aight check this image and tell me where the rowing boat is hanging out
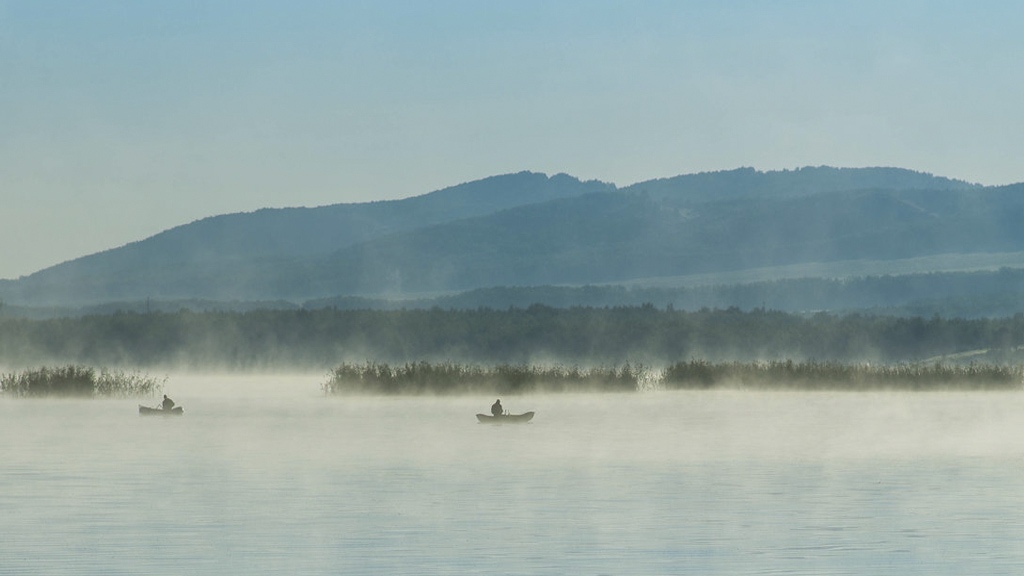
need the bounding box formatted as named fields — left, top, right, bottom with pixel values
left=139, top=405, right=184, bottom=416
left=476, top=411, right=534, bottom=423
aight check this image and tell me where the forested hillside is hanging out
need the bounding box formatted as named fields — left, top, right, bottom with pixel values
left=296, top=185, right=1024, bottom=295
left=0, top=166, right=1017, bottom=309
left=621, top=165, right=977, bottom=203
left=0, top=172, right=612, bottom=305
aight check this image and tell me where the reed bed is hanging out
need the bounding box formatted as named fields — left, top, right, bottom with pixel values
left=324, top=360, right=1024, bottom=394
left=0, top=365, right=165, bottom=398
left=323, top=361, right=645, bottom=395
left=662, top=359, right=1024, bottom=391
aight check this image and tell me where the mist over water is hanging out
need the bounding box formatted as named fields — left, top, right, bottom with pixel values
left=3, top=375, right=1024, bottom=574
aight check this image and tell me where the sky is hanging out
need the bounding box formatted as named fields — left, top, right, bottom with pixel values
left=2, top=1, right=1023, bottom=279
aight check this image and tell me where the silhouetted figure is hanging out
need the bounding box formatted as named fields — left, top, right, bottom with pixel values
left=491, top=399, right=503, bottom=417
left=162, top=394, right=175, bottom=411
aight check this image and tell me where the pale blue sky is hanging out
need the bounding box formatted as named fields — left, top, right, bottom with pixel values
left=2, top=1, right=1022, bottom=279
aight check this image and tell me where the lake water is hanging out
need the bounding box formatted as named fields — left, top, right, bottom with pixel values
left=3, top=374, right=1024, bottom=575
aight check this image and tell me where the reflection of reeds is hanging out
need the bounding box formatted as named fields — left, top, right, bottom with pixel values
left=323, top=361, right=645, bottom=394
left=662, top=359, right=1024, bottom=390
left=0, top=365, right=165, bottom=397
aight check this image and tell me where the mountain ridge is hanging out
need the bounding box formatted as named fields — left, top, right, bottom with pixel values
left=1, top=166, right=1014, bottom=308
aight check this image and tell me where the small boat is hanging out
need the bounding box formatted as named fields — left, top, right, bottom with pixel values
left=476, top=411, right=534, bottom=423
left=139, top=405, right=184, bottom=416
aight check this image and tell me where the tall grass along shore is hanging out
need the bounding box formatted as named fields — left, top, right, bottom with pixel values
left=0, top=365, right=165, bottom=398
left=323, top=361, right=646, bottom=395
left=323, top=360, right=1024, bottom=394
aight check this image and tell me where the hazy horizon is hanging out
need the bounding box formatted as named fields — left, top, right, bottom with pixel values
left=4, top=2, right=1023, bottom=279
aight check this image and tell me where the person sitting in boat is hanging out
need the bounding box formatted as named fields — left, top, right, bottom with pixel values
left=161, top=394, right=175, bottom=411
left=491, top=399, right=503, bottom=417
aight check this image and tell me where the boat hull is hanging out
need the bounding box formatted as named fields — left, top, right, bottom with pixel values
left=476, top=411, right=534, bottom=423
left=139, top=405, right=184, bottom=416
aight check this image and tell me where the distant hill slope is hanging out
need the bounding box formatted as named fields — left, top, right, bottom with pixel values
left=622, top=165, right=977, bottom=204
left=295, top=183, right=1023, bottom=295
left=132, top=171, right=609, bottom=263
left=0, top=172, right=612, bottom=305
left=0, top=166, right=1013, bottom=307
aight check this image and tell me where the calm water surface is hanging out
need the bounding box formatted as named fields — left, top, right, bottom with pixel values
left=3, top=374, right=1024, bottom=575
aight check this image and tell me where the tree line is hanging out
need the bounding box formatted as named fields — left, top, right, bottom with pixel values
left=7, top=268, right=1024, bottom=321
left=1, top=305, right=1024, bottom=371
